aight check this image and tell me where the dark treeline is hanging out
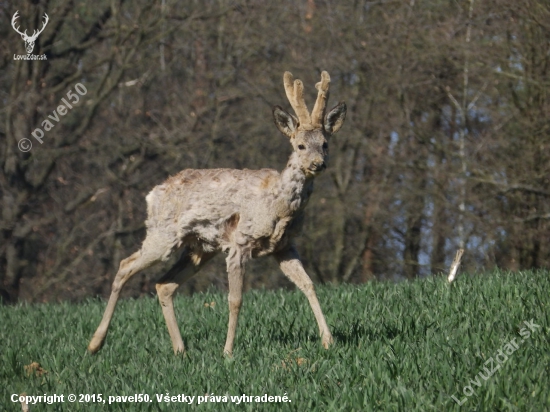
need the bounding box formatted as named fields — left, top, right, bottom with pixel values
left=1, top=0, right=549, bottom=302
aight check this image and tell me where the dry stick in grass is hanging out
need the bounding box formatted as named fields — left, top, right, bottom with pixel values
left=448, top=248, right=465, bottom=283
left=20, top=393, right=29, bottom=412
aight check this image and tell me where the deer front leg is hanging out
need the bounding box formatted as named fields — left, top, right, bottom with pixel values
left=223, top=248, right=245, bottom=356
left=88, top=248, right=160, bottom=353
left=274, top=246, right=333, bottom=349
left=156, top=249, right=215, bottom=354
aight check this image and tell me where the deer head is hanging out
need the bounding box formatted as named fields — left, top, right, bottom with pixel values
left=273, top=71, right=346, bottom=177
left=12, top=11, right=49, bottom=54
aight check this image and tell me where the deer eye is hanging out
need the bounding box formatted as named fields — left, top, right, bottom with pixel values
left=322, top=143, right=328, bottom=150
left=298, top=144, right=306, bottom=150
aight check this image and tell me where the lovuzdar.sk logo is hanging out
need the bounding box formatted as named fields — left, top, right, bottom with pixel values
left=12, top=10, right=48, bottom=60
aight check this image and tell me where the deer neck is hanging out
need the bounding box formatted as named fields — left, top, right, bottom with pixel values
left=276, top=152, right=314, bottom=216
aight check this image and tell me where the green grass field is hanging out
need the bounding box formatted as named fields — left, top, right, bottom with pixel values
left=1, top=270, right=549, bottom=411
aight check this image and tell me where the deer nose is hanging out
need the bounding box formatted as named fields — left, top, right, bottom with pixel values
left=310, top=161, right=326, bottom=171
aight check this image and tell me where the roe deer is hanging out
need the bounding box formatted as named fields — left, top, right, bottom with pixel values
left=88, top=71, right=346, bottom=356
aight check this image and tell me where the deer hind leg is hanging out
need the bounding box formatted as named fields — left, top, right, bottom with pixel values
left=223, top=247, right=246, bottom=356
left=274, top=246, right=334, bottom=349
left=156, top=248, right=215, bottom=354
left=88, top=232, right=175, bottom=354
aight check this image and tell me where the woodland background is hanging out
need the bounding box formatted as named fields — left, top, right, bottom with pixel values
left=1, top=0, right=549, bottom=303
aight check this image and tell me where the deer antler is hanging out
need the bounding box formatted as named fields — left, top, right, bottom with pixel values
left=311, top=71, right=330, bottom=128
left=283, top=72, right=312, bottom=129
left=283, top=71, right=331, bottom=130
left=29, top=13, right=49, bottom=41
left=11, top=11, right=49, bottom=41
left=11, top=11, right=27, bottom=38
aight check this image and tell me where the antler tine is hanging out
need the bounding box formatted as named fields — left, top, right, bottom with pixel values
left=283, top=71, right=311, bottom=128
left=283, top=71, right=296, bottom=105
left=311, top=71, right=330, bottom=128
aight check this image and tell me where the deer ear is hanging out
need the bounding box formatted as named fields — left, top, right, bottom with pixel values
left=324, top=102, right=347, bottom=135
left=273, top=106, right=298, bottom=138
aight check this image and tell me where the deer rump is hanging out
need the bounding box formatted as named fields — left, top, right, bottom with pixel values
left=145, top=167, right=299, bottom=259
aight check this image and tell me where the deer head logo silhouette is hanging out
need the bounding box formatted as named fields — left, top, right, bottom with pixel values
left=12, top=11, right=49, bottom=54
